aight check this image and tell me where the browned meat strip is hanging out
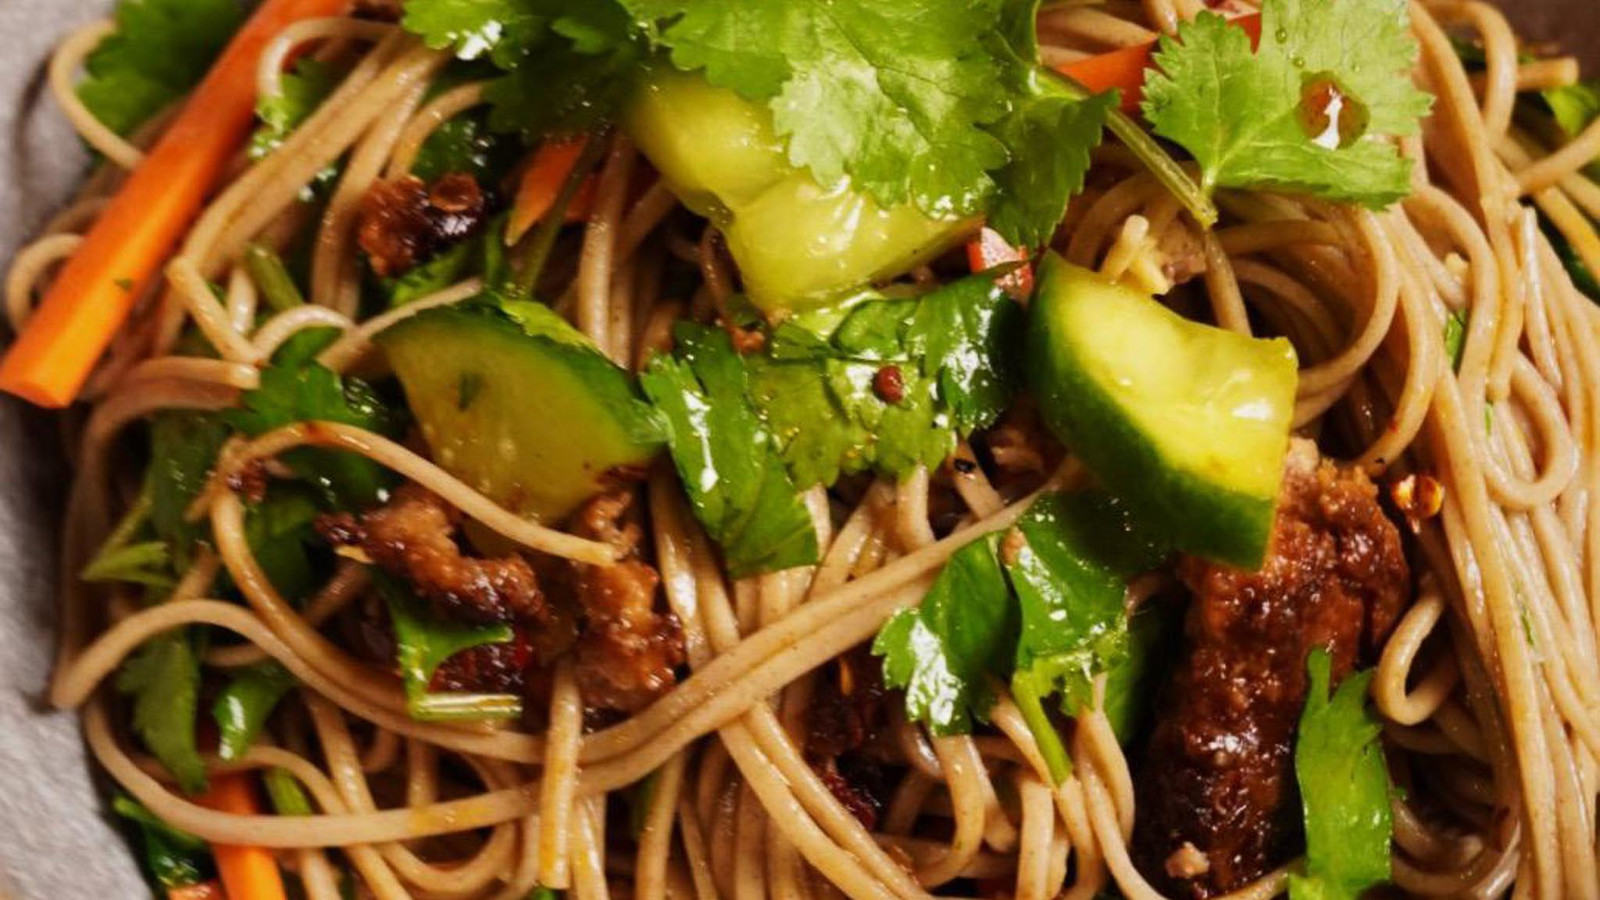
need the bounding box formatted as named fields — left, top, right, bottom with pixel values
left=806, top=646, right=893, bottom=829
left=806, top=645, right=891, bottom=759
left=567, top=492, right=686, bottom=714
left=318, top=484, right=545, bottom=626
left=1131, top=440, right=1409, bottom=898
left=357, top=173, right=489, bottom=278
left=433, top=635, right=532, bottom=695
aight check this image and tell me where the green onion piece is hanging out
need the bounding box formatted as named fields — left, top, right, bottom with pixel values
left=245, top=243, right=307, bottom=312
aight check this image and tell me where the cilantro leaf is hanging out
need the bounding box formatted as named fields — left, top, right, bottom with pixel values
left=403, top=0, right=551, bottom=70
left=406, top=0, right=645, bottom=140
left=148, top=413, right=231, bottom=558
left=76, top=0, right=244, bottom=137
left=82, top=540, right=174, bottom=590
left=749, top=276, right=1022, bottom=486
left=113, top=795, right=214, bottom=890
left=1289, top=650, right=1394, bottom=900
left=622, top=0, right=1013, bottom=218
left=640, top=324, right=819, bottom=578
left=908, top=276, right=1025, bottom=433
left=986, top=90, right=1116, bottom=247
left=224, top=359, right=401, bottom=509
left=116, top=630, right=207, bottom=794
left=250, top=59, right=342, bottom=160
left=244, top=486, right=327, bottom=603
left=378, top=576, right=523, bottom=722
left=213, top=662, right=297, bottom=762
left=1143, top=0, right=1432, bottom=208
left=410, top=113, right=522, bottom=182
left=874, top=534, right=1017, bottom=735
left=1006, top=492, right=1168, bottom=781
left=875, top=491, right=1168, bottom=779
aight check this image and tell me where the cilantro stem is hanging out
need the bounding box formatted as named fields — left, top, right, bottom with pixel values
left=1010, top=673, right=1074, bottom=785
left=244, top=243, right=306, bottom=312
left=511, top=132, right=609, bottom=298
left=1049, top=73, right=1218, bottom=228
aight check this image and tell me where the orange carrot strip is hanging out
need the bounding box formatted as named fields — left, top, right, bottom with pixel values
left=1056, top=12, right=1263, bottom=112
left=198, top=774, right=288, bottom=900
left=966, top=227, right=1035, bottom=299
left=506, top=137, right=599, bottom=245
left=0, top=0, right=351, bottom=408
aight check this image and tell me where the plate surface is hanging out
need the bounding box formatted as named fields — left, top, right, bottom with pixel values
left=0, top=1, right=1593, bottom=896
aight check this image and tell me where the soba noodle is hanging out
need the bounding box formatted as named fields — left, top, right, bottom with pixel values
left=15, top=1, right=1600, bottom=898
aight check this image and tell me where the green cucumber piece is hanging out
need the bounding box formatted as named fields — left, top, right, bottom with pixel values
left=377, top=302, right=664, bottom=523
left=625, top=66, right=973, bottom=314
left=1026, top=255, right=1298, bottom=568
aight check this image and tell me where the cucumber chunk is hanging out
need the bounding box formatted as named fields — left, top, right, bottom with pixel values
left=1026, top=256, right=1298, bottom=568
left=377, top=302, right=665, bottom=523
left=625, top=66, right=973, bottom=314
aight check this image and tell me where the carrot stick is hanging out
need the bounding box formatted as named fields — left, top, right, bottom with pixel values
left=197, top=774, right=288, bottom=900
left=1056, top=12, right=1262, bottom=112
left=0, top=0, right=351, bottom=408
left=506, top=137, right=600, bottom=245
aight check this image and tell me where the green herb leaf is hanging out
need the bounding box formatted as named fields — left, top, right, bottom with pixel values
left=750, top=276, right=1022, bottom=487
left=113, top=794, right=214, bottom=889
left=875, top=491, right=1167, bottom=781
left=83, top=540, right=175, bottom=590
left=250, top=58, right=342, bottom=160
left=987, top=90, right=1116, bottom=247
left=1288, top=650, right=1394, bottom=900
left=1143, top=0, right=1432, bottom=207
left=378, top=576, right=523, bottom=722
left=622, top=0, right=1015, bottom=218
left=116, top=630, right=207, bottom=794
left=1100, top=599, right=1182, bottom=745
left=908, top=275, right=1026, bottom=433
left=213, top=662, right=298, bottom=762
left=224, top=358, right=401, bottom=509
left=1005, top=492, right=1167, bottom=781
left=148, top=413, right=231, bottom=556
left=874, top=534, right=1017, bottom=735
left=640, top=324, right=819, bottom=578
left=406, top=0, right=646, bottom=140
left=76, top=0, right=244, bottom=137
left=244, top=486, right=327, bottom=603
left=411, top=112, right=522, bottom=182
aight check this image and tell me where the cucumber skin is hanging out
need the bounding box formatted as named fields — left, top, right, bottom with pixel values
left=1025, top=259, right=1284, bottom=570
left=378, top=303, right=663, bottom=522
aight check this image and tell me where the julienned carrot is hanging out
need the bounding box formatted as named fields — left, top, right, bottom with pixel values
left=507, top=137, right=600, bottom=245
left=198, top=773, right=288, bottom=900
left=1055, top=12, right=1263, bottom=112
left=0, top=0, right=350, bottom=409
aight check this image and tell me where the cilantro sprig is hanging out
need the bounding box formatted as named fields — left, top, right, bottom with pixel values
left=640, top=324, right=820, bottom=579
left=1143, top=0, right=1433, bottom=208
left=77, top=0, right=244, bottom=137
left=873, top=491, right=1170, bottom=782
left=1289, top=650, right=1394, bottom=900
left=404, top=0, right=1113, bottom=246
left=753, top=274, right=1024, bottom=487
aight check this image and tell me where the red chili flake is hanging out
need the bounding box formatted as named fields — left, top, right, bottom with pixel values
left=873, top=365, right=906, bottom=404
